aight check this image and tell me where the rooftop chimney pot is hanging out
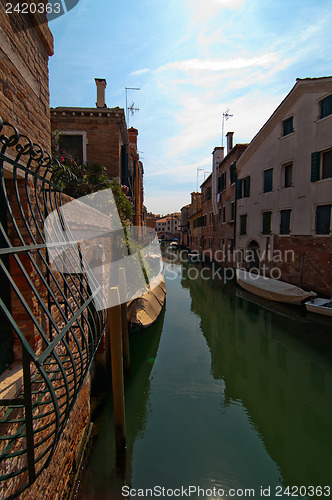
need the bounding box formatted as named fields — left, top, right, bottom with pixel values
left=226, top=131, right=234, bottom=154
left=95, top=78, right=107, bottom=108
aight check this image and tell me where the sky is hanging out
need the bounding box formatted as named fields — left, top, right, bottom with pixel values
left=49, top=0, right=332, bottom=215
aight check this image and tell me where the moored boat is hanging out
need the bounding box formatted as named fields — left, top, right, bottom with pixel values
left=305, top=297, right=332, bottom=317
left=236, top=269, right=316, bottom=306
left=169, top=241, right=179, bottom=250
left=127, top=274, right=166, bottom=329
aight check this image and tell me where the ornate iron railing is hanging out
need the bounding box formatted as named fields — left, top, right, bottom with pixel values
left=0, top=118, right=107, bottom=499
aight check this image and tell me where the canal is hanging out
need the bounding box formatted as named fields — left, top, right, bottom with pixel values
left=77, top=255, right=332, bottom=499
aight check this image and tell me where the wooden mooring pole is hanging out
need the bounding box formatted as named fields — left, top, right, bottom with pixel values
left=108, top=286, right=126, bottom=451
left=119, top=267, right=130, bottom=371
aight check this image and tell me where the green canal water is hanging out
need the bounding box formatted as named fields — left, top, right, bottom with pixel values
left=77, top=258, right=332, bottom=500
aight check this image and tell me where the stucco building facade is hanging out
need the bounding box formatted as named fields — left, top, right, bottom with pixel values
left=236, top=77, right=332, bottom=295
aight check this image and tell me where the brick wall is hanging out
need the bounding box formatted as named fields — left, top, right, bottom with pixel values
left=273, top=235, right=332, bottom=297
left=0, top=1, right=54, bottom=152
left=51, top=109, right=128, bottom=180
left=0, top=13, right=103, bottom=497
left=19, top=375, right=91, bottom=500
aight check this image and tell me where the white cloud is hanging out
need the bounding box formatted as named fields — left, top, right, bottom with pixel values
left=157, top=54, right=279, bottom=73
left=189, top=0, right=246, bottom=24
left=131, top=68, right=151, bottom=76
left=134, top=53, right=280, bottom=78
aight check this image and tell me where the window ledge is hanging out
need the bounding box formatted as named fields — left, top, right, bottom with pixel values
left=280, top=131, right=295, bottom=139
left=314, top=177, right=332, bottom=183
left=0, top=362, right=23, bottom=400
left=317, top=114, right=332, bottom=123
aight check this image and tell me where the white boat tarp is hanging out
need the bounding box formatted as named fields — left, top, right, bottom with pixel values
left=236, top=269, right=316, bottom=305
left=127, top=274, right=166, bottom=328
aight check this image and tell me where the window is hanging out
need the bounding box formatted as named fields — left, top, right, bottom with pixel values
left=240, top=214, right=247, bottom=235
left=322, top=149, right=332, bottom=179
left=59, top=133, right=85, bottom=165
left=223, top=206, right=226, bottom=223
left=263, top=169, right=273, bottom=193
left=229, top=162, right=237, bottom=184
left=282, top=116, right=293, bottom=136
left=284, top=163, right=293, bottom=188
left=218, top=172, right=226, bottom=192
left=311, top=148, right=332, bottom=181
left=236, top=176, right=250, bottom=199
left=320, top=94, right=332, bottom=119
left=280, top=209, right=291, bottom=235
left=230, top=202, right=235, bottom=221
left=262, top=211, right=272, bottom=235
left=316, top=205, right=331, bottom=235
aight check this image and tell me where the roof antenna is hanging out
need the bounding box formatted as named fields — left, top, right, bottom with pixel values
left=222, top=109, right=233, bottom=147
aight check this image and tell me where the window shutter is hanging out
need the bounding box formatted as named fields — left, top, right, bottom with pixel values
left=230, top=162, right=237, bottom=184
left=280, top=209, right=291, bottom=235
left=236, top=179, right=242, bottom=199
left=311, top=152, right=320, bottom=182
left=262, top=212, right=272, bottom=235
left=245, top=176, right=250, bottom=198
left=321, top=94, right=332, bottom=119
left=316, top=205, right=331, bottom=234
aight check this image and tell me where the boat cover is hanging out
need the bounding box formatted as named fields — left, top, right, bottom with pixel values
left=236, top=269, right=316, bottom=305
left=127, top=274, right=166, bottom=327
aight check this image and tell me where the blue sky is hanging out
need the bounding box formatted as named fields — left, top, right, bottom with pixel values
left=49, top=0, right=332, bottom=215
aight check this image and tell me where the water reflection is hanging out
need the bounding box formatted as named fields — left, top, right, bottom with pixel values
left=183, top=261, right=332, bottom=489
left=78, top=258, right=332, bottom=499
left=77, top=307, right=165, bottom=499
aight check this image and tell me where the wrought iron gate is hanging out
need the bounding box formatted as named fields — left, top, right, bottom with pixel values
left=0, top=118, right=107, bottom=499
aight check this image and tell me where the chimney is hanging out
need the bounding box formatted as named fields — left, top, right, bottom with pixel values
left=95, top=78, right=107, bottom=108
left=226, top=131, right=234, bottom=154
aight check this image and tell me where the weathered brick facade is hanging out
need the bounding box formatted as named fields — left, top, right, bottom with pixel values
left=273, top=235, right=332, bottom=297
left=0, top=10, right=103, bottom=500
left=50, top=106, right=130, bottom=181
left=0, top=1, right=54, bottom=152
left=128, top=127, right=144, bottom=226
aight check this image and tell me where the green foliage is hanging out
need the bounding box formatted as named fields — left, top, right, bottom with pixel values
left=51, top=130, right=133, bottom=226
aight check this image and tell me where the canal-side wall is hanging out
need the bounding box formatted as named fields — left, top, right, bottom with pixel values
left=18, top=376, right=92, bottom=500
left=273, top=235, right=332, bottom=297
left=0, top=15, right=104, bottom=500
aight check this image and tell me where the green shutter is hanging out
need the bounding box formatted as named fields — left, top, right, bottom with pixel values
left=230, top=162, right=237, bottom=184
left=311, top=152, right=320, bottom=182
left=263, top=211, right=272, bottom=235
left=245, top=176, right=250, bottom=198
left=321, top=94, right=332, bottom=119
left=236, top=179, right=242, bottom=199
left=316, top=205, right=331, bottom=234
left=240, top=214, right=247, bottom=235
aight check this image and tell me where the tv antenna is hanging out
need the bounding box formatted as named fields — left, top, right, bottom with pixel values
left=222, top=109, right=233, bottom=147
left=196, top=168, right=211, bottom=191
left=128, top=101, right=139, bottom=116
left=125, top=87, right=140, bottom=125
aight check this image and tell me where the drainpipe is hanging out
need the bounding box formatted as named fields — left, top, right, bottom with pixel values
left=233, top=171, right=237, bottom=253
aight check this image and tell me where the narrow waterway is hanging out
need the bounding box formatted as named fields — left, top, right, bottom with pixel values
left=78, top=256, right=332, bottom=500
